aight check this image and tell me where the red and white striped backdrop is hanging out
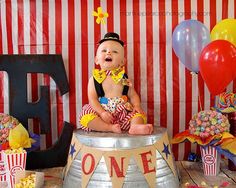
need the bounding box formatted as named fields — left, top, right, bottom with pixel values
left=0, top=0, right=235, bottom=160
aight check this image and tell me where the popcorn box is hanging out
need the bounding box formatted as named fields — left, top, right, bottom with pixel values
left=0, top=151, right=7, bottom=182
left=200, top=146, right=220, bottom=176
left=3, top=150, right=27, bottom=188
left=15, top=170, right=44, bottom=188
left=0, top=142, right=10, bottom=184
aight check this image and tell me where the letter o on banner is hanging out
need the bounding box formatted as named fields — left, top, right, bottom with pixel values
left=82, top=153, right=95, bottom=175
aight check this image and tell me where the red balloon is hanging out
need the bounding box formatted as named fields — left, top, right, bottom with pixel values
left=199, top=40, right=236, bottom=95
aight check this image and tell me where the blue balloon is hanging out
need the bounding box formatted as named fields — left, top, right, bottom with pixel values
left=172, top=19, right=210, bottom=73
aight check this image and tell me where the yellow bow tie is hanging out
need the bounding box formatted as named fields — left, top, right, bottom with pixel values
left=93, top=67, right=125, bottom=84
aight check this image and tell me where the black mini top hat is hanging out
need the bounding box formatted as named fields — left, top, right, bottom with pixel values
left=99, top=32, right=124, bottom=46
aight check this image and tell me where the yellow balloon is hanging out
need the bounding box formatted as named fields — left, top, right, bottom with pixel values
left=210, top=19, right=236, bottom=46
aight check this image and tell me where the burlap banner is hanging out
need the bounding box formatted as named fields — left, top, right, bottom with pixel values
left=65, top=132, right=177, bottom=187
left=154, top=132, right=177, bottom=177
left=81, top=146, right=104, bottom=188
left=104, top=150, right=132, bottom=188
left=132, top=145, right=157, bottom=188
left=65, top=133, right=82, bottom=176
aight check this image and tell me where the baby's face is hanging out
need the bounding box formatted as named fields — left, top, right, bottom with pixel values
left=95, top=40, right=125, bottom=70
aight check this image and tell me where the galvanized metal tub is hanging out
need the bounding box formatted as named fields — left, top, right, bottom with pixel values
left=63, top=127, right=179, bottom=188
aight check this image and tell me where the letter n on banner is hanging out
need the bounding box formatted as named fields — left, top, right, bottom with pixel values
left=104, top=150, right=132, bottom=188
left=81, top=146, right=104, bottom=188
left=133, top=146, right=156, bottom=188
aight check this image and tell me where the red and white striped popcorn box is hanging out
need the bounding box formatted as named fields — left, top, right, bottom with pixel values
left=200, top=145, right=220, bottom=176
left=3, top=150, right=27, bottom=188
left=0, top=151, right=7, bottom=183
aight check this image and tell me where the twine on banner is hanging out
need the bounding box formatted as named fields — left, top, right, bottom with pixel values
left=65, top=132, right=177, bottom=188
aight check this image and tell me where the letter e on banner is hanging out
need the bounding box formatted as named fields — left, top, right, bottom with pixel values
left=140, top=151, right=156, bottom=174
left=133, top=146, right=157, bottom=188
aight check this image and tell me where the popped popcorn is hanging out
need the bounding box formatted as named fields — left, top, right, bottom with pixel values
left=15, top=173, right=36, bottom=188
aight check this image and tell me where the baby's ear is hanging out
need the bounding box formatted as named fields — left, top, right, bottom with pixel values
left=94, top=56, right=99, bottom=65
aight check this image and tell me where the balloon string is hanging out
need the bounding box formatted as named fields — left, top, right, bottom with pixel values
left=214, top=95, right=218, bottom=109
left=192, top=71, right=203, bottom=111
left=198, top=85, right=203, bottom=111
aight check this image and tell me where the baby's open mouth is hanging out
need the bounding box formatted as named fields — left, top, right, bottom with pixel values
left=105, top=57, right=112, bottom=62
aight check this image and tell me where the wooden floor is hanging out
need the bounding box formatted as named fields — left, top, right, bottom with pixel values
left=42, top=161, right=236, bottom=187
left=39, top=167, right=64, bottom=188
left=177, top=161, right=236, bottom=188
left=1, top=161, right=236, bottom=187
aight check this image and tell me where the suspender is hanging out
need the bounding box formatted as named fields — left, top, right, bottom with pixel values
left=94, top=77, right=105, bottom=97
left=122, top=73, right=129, bottom=96
left=94, top=73, right=129, bottom=97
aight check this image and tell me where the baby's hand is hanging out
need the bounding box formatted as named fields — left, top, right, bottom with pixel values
left=100, top=111, right=114, bottom=123
left=133, top=106, right=146, bottom=115
left=122, top=78, right=133, bottom=87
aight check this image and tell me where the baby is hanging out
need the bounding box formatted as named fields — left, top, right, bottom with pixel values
left=78, top=32, right=153, bottom=134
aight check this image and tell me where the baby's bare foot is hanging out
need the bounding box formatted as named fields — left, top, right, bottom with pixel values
left=111, top=124, right=122, bottom=133
left=128, top=124, right=153, bottom=135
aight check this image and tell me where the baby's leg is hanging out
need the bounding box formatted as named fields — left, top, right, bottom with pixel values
left=88, top=117, right=122, bottom=133
left=128, top=116, right=153, bottom=135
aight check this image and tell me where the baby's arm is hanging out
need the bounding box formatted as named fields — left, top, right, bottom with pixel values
left=87, top=77, right=113, bottom=123
left=128, top=87, right=145, bottom=114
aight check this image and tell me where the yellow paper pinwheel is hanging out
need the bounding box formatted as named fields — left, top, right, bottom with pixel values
left=92, top=7, right=109, bottom=24
left=9, top=123, right=34, bottom=149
